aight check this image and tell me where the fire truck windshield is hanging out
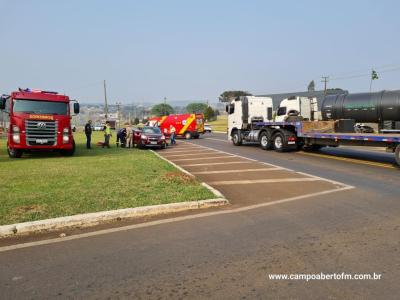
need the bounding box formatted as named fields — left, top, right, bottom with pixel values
left=13, top=99, right=68, bottom=115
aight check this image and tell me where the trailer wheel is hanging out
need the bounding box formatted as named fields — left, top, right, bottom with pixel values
left=184, top=132, right=192, bottom=139
left=395, top=144, right=400, bottom=167
left=273, top=133, right=285, bottom=152
left=259, top=132, right=273, bottom=150
left=8, top=147, right=23, bottom=158
left=232, top=130, right=242, bottom=146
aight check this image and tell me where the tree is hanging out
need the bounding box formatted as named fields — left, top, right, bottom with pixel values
left=307, top=80, right=315, bottom=92
left=204, top=106, right=216, bottom=121
left=133, top=117, right=140, bottom=125
left=219, top=91, right=252, bottom=102
left=186, top=103, right=208, bottom=114
left=151, top=103, right=174, bottom=116
left=326, top=88, right=346, bottom=95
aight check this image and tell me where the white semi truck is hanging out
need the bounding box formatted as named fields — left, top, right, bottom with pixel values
left=226, top=92, right=400, bottom=167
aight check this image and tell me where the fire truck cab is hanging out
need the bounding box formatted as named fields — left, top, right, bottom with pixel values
left=0, top=88, right=79, bottom=158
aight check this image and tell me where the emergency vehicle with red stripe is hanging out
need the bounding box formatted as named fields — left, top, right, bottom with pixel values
left=148, top=113, right=205, bottom=139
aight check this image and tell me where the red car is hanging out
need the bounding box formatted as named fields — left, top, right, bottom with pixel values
left=133, top=126, right=167, bottom=149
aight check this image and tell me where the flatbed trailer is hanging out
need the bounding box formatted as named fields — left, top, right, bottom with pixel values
left=230, top=121, right=400, bottom=167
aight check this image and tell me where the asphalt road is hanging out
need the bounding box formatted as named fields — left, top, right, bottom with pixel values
left=1, top=133, right=399, bottom=299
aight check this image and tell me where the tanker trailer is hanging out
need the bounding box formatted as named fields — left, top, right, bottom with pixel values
left=321, top=90, right=400, bottom=131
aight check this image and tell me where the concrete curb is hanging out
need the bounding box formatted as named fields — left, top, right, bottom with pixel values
left=0, top=198, right=228, bottom=238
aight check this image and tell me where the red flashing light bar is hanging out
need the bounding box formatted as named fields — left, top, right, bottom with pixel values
left=19, top=88, right=58, bottom=94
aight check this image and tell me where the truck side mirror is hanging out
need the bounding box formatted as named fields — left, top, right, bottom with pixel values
left=226, top=104, right=234, bottom=114
left=267, top=107, right=273, bottom=121
left=73, top=102, right=80, bottom=114
left=0, top=96, right=6, bottom=110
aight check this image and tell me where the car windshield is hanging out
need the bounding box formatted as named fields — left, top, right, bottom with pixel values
left=143, top=127, right=161, bottom=134
left=13, top=99, right=68, bottom=115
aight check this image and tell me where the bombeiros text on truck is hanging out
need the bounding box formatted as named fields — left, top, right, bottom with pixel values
left=0, top=88, right=80, bottom=158
left=226, top=91, right=400, bottom=167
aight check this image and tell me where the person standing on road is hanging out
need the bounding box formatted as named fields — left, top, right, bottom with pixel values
left=170, top=125, right=176, bottom=145
left=103, top=121, right=112, bottom=148
left=84, top=120, right=92, bottom=149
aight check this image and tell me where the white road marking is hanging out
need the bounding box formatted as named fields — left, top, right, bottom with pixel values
left=204, top=138, right=230, bottom=143
left=183, top=142, right=355, bottom=189
left=163, top=151, right=220, bottom=158
left=208, top=178, right=320, bottom=185
left=180, top=161, right=251, bottom=167
left=171, top=155, right=236, bottom=162
left=191, top=168, right=282, bottom=174
left=208, top=177, right=321, bottom=185
left=162, top=148, right=205, bottom=154
left=0, top=186, right=353, bottom=253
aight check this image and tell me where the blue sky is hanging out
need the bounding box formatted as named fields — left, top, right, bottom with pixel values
left=1, top=0, right=399, bottom=103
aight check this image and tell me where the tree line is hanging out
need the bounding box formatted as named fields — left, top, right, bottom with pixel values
left=151, top=102, right=218, bottom=121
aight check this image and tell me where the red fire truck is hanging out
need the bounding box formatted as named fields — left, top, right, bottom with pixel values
left=0, top=88, right=80, bottom=158
left=148, top=113, right=205, bottom=139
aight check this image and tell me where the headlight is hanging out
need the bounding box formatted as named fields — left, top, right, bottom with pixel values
left=63, top=127, right=69, bottom=134
left=12, top=126, right=20, bottom=143
left=12, top=125, right=20, bottom=133
left=141, top=135, right=147, bottom=139
left=13, top=134, right=20, bottom=143
left=63, top=135, right=69, bottom=143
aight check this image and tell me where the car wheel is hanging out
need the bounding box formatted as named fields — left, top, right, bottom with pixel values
left=395, top=144, right=400, bottom=167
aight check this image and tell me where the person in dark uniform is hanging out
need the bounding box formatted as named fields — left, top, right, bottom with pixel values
left=116, top=127, right=127, bottom=148
left=84, top=120, right=92, bottom=149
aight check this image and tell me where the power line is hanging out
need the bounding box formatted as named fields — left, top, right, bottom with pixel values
left=330, top=65, right=400, bottom=81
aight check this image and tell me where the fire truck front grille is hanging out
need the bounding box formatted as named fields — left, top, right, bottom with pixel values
left=25, top=120, right=58, bottom=146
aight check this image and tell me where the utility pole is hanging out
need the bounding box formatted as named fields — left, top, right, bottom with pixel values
left=321, top=76, right=329, bottom=95
left=116, top=101, right=122, bottom=129
left=103, top=80, right=109, bottom=119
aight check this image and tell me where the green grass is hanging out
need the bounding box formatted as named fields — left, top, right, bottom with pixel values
left=208, top=115, right=228, bottom=132
left=0, top=132, right=214, bottom=225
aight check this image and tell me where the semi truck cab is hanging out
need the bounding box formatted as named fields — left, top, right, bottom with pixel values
left=0, top=88, right=79, bottom=158
left=275, top=96, right=318, bottom=122
left=226, top=96, right=273, bottom=141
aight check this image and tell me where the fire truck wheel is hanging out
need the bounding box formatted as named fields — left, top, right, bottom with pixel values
left=184, top=132, right=192, bottom=139
left=395, top=144, right=400, bottom=167
left=61, top=140, right=76, bottom=156
left=8, top=147, right=23, bottom=158
left=259, top=132, right=273, bottom=150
